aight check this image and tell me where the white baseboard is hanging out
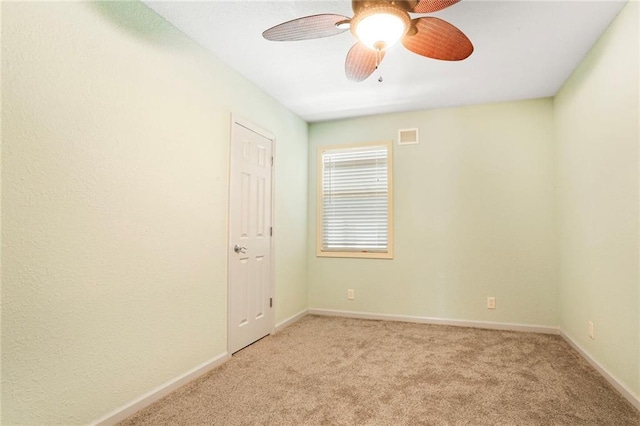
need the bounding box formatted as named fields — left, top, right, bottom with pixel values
left=308, top=308, right=559, bottom=335
left=91, top=352, right=230, bottom=426
left=275, top=308, right=308, bottom=332
left=559, top=330, right=640, bottom=411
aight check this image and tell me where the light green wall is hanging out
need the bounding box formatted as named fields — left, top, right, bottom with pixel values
left=1, top=2, right=307, bottom=424
left=555, top=1, right=639, bottom=396
left=308, top=99, right=558, bottom=327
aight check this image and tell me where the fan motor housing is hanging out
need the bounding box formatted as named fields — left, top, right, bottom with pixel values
left=352, top=0, right=418, bottom=14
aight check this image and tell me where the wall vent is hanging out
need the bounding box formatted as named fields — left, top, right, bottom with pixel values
left=398, top=128, right=419, bottom=145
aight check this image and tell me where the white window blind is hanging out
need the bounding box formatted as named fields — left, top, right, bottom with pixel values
left=320, top=144, right=390, bottom=253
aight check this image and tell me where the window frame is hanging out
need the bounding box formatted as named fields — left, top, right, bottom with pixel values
left=316, top=140, right=394, bottom=259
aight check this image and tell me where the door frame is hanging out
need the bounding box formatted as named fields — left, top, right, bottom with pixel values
left=227, top=114, right=276, bottom=353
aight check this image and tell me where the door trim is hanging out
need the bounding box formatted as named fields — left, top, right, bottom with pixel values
left=227, top=114, right=276, bottom=353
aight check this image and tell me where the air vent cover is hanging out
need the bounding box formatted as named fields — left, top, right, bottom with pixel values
left=398, top=128, right=419, bottom=145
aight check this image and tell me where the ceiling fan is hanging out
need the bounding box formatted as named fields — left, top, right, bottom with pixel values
left=262, top=0, right=474, bottom=82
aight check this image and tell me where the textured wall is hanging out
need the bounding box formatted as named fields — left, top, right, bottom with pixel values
left=308, top=99, right=558, bottom=327
left=1, top=2, right=307, bottom=424
left=555, top=1, right=639, bottom=396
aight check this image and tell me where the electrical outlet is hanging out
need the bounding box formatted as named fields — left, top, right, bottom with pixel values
left=588, top=321, right=594, bottom=339
left=487, top=297, right=496, bottom=309
left=347, top=289, right=355, bottom=300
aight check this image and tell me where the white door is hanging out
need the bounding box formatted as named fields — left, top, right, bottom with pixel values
left=228, top=120, right=274, bottom=354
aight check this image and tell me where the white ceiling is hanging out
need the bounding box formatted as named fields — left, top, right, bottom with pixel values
left=144, top=1, right=626, bottom=122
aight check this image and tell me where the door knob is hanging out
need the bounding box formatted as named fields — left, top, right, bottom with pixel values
left=234, top=244, right=247, bottom=254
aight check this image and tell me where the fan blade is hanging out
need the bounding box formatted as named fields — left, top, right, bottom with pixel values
left=412, top=0, right=461, bottom=13
left=345, top=42, right=385, bottom=82
left=262, top=14, right=350, bottom=41
left=402, top=17, right=473, bottom=61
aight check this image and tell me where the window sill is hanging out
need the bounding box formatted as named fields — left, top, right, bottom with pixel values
left=316, top=250, right=393, bottom=260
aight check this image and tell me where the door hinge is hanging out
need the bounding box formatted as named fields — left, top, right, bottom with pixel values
left=270, top=298, right=273, bottom=308
left=270, top=226, right=273, bottom=237
left=271, top=156, right=274, bottom=166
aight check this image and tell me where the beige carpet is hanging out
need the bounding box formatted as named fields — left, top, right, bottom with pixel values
left=120, top=315, right=640, bottom=425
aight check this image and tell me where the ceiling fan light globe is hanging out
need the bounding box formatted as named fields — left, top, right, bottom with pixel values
left=355, top=12, right=407, bottom=51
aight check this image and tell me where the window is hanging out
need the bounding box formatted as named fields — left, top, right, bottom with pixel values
left=317, top=141, right=393, bottom=259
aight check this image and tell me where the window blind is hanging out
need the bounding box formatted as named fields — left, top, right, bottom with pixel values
left=321, top=144, right=389, bottom=253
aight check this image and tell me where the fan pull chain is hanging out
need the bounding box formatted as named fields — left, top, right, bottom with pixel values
left=375, top=48, right=383, bottom=83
